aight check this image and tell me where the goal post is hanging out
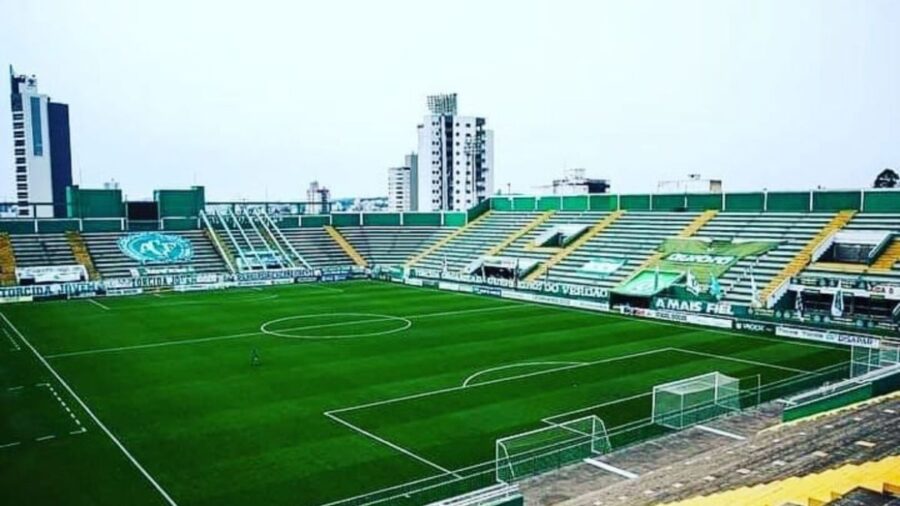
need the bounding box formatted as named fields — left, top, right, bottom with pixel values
left=495, top=415, right=611, bottom=483
left=851, top=342, right=900, bottom=378
left=651, top=372, right=741, bottom=429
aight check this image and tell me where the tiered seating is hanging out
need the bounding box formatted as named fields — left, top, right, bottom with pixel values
left=547, top=212, right=701, bottom=288
left=324, top=226, right=367, bottom=267
left=82, top=230, right=228, bottom=279
left=692, top=213, right=837, bottom=305
left=757, top=211, right=856, bottom=305
left=662, top=455, right=900, bottom=506
left=9, top=233, right=77, bottom=267
left=279, top=228, right=354, bottom=268
left=805, top=213, right=900, bottom=283
left=408, top=212, right=544, bottom=272
left=488, top=211, right=609, bottom=266
left=338, top=226, right=453, bottom=267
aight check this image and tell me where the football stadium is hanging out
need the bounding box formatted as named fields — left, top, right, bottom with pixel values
left=2, top=188, right=900, bottom=506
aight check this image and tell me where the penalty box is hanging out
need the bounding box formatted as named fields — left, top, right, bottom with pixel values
left=327, top=348, right=798, bottom=472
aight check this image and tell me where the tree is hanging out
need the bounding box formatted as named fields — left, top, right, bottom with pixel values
left=874, top=168, right=899, bottom=188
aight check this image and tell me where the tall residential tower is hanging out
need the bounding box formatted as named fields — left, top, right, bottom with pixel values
left=9, top=66, right=73, bottom=217
left=416, top=94, right=493, bottom=211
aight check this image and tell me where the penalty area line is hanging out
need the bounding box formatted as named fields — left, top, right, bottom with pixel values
left=87, top=298, right=111, bottom=311
left=0, top=312, right=179, bottom=506
left=324, top=411, right=460, bottom=478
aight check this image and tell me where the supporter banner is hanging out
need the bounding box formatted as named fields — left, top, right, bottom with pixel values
left=16, top=265, right=87, bottom=284
left=775, top=325, right=881, bottom=349
left=653, top=238, right=780, bottom=283
left=118, top=232, right=194, bottom=263
left=413, top=269, right=608, bottom=301
left=651, top=297, right=748, bottom=317
left=0, top=282, right=104, bottom=301
left=473, top=286, right=502, bottom=297
left=106, top=288, right=143, bottom=297
left=577, top=258, right=625, bottom=278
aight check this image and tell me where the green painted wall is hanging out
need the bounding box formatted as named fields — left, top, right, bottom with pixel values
left=36, top=220, right=80, bottom=233
left=444, top=213, right=467, bottom=227
left=301, top=215, right=331, bottom=228
left=512, top=197, right=536, bottom=211
left=562, top=195, right=589, bottom=211
left=864, top=191, right=900, bottom=212
left=782, top=384, right=872, bottom=422
left=537, top=196, right=562, bottom=211
left=82, top=219, right=123, bottom=233
left=589, top=195, right=617, bottom=211
left=403, top=213, right=443, bottom=226
left=332, top=214, right=362, bottom=227
left=767, top=192, right=810, bottom=212
left=491, top=198, right=513, bottom=211
left=162, top=217, right=199, bottom=231
left=363, top=213, right=401, bottom=226
left=155, top=187, right=205, bottom=218
left=652, top=194, right=686, bottom=211
left=686, top=194, right=723, bottom=211
left=812, top=191, right=861, bottom=212
left=725, top=193, right=765, bottom=212
left=0, top=221, right=35, bottom=234
left=66, top=186, right=124, bottom=218
left=620, top=194, right=651, bottom=211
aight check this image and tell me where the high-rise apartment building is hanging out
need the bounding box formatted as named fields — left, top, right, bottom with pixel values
left=416, top=94, right=493, bottom=211
left=9, top=66, right=72, bottom=217
left=387, top=152, right=417, bottom=212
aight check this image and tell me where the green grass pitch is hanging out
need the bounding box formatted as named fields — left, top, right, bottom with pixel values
left=0, top=280, right=848, bottom=506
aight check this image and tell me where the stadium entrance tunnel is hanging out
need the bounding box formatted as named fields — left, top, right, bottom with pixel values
left=260, top=313, right=412, bottom=339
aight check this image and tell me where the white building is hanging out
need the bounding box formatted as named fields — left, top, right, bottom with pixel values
left=306, top=181, right=331, bottom=214
left=9, top=66, right=73, bottom=217
left=549, top=168, right=611, bottom=195
left=657, top=174, right=723, bottom=193
left=387, top=153, right=417, bottom=212
left=416, top=94, right=493, bottom=211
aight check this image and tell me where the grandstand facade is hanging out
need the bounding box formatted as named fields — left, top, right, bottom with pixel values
left=2, top=186, right=899, bottom=333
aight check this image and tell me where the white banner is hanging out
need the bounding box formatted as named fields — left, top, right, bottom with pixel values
left=16, top=265, right=87, bottom=284
left=775, top=325, right=881, bottom=349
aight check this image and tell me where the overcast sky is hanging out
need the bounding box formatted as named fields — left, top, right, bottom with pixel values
left=1, top=0, right=898, bottom=201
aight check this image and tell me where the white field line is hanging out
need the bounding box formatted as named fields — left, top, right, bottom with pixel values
left=3, top=327, right=21, bottom=351
left=583, top=458, right=639, bottom=479
left=671, top=347, right=809, bottom=373
left=87, top=298, right=111, bottom=311
left=328, top=348, right=673, bottom=415
left=463, top=361, right=586, bottom=388
left=0, top=441, right=21, bottom=449
left=0, top=312, right=179, bottom=506
left=41, top=383, right=85, bottom=433
left=44, top=330, right=262, bottom=359
left=695, top=424, right=746, bottom=441
left=35, top=434, right=55, bottom=442
left=324, top=411, right=459, bottom=477
left=46, top=304, right=528, bottom=359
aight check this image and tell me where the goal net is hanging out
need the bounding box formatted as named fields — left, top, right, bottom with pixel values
left=652, top=372, right=741, bottom=430
left=495, top=415, right=611, bottom=483
left=851, top=343, right=900, bottom=378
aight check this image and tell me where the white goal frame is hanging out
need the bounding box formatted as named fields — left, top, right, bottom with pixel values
left=651, top=371, right=741, bottom=430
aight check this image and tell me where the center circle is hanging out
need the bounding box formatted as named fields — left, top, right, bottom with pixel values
left=259, top=313, right=412, bottom=339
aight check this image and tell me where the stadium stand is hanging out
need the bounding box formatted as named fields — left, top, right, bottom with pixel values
left=546, top=211, right=702, bottom=288
left=324, top=226, right=367, bottom=267
left=526, top=210, right=625, bottom=281
left=407, top=211, right=547, bottom=272
left=279, top=227, right=355, bottom=268
left=81, top=230, right=228, bottom=279
left=757, top=210, right=856, bottom=305
left=66, top=231, right=100, bottom=280
left=9, top=233, right=77, bottom=267
left=337, top=226, right=453, bottom=267
left=691, top=212, right=840, bottom=305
